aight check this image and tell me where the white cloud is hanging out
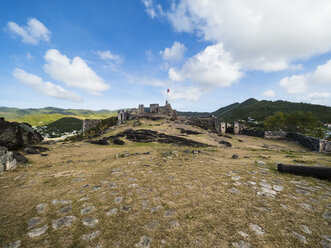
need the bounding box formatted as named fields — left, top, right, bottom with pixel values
left=279, top=59, right=331, bottom=94
left=166, top=0, right=331, bottom=71
left=168, top=43, right=242, bottom=88
left=160, top=41, right=186, bottom=62
left=95, top=50, right=122, bottom=63
left=310, top=59, right=331, bottom=85
left=43, top=49, right=110, bottom=95
left=279, top=75, right=308, bottom=94
left=262, top=90, right=276, bottom=98
left=12, top=68, right=82, bottom=102
left=166, top=87, right=203, bottom=101
left=141, top=0, right=163, bottom=18
left=298, top=92, right=330, bottom=105
left=7, top=18, right=50, bottom=45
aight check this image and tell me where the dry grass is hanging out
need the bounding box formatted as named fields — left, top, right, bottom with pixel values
left=0, top=119, right=330, bottom=247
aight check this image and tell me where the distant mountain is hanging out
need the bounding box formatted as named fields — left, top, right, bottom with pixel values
left=0, top=107, right=116, bottom=126
left=179, top=98, right=331, bottom=123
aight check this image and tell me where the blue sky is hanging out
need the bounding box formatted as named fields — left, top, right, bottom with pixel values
left=1, top=0, right=331, bottom=112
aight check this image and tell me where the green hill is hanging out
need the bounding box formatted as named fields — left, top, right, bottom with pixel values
left=0, top=107, right=117, bottom=126
left=47, top=117, right=83, bottom=133
left=179, top=98, right=331, bottom=123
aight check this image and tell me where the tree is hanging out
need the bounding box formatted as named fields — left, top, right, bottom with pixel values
left=264, top=112, right=285, bottom=131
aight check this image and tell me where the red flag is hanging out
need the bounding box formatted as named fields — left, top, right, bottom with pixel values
left=167, top=89, right=170, bottom=93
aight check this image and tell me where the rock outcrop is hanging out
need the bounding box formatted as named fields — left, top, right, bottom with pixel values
left=0, top=118, right=43, bottom=150
left=0, top=146, right=16, bottom=175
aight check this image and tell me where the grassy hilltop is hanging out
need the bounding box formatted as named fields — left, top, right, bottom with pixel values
left=0, top=117, right=330, bottom=247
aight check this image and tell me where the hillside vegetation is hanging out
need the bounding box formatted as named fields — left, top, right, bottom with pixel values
left=0, top=107, right=116, bottom=126
left=179, top=98, right=331, bottom=123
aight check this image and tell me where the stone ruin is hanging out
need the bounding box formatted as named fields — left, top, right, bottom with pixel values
left=82, top=119, right=102, bottom=132
left=117, top=102, right=177, bottom=125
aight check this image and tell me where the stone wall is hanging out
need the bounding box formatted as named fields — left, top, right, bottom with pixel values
left=264, top=131, right=288, bottom=140
left=286, top=132, right=331, bottom=152
left=189, top=116, right=217, bottom=131
left=240, top=129, right=265, bottom=137
left=82, top=119, right=102, bottom=132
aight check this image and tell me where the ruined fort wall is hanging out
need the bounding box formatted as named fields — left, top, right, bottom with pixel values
left=82, top=119, right=102, bottom=132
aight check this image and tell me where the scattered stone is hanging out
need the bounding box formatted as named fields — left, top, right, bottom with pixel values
left=259, top=182, right=272, bottom=189
left=114, top=197, right=123, bottom=204
left=81, top=206, right=95, bottom=215
left=169, top=219, right=180, bottom=228
left=257, top=187, right=277, bottom=198
left=110, top=191, right=118, bottom=195
left=321, top=235, right=331, bottom=248
left=28, top=217, right=42, bottom=230
left=142, top=200, right=149, bottom=210
left=273, top=185, right=283, bottom=191
left=231, top=176, right=241, bottom=181
left=248, top=181, right=256, bottom=185
left=296, top=188, right=310, bottom=195
left=256, top=161, right=266, bottom=165
left=228, top=187, right=241, bottom=194
left=280, top=204, right=288, bottom=210
left=293, top=231, right=307, bottom=244
left=249, top=224, right=265, bottom=235
left=51, top=199, right=72, bottom=205
left=232, top=241, right=252, bottom=248
left=322, top=212, right=331, bottom=220
left=36, top=203, right=47, bottom=213
left=145, top=220, right=159, bottom=230
left=72, top=178, right=85, bottom=182
left=4, top=240, right=21, bottom=248
left=52, top=216, right=76, bottom=229
left=58, top=205, right=72, bottom=214
left=238, top=231, right=249, bottom=238
left=27, top=225, right=48, bottom=237
left=106, top=208, right=118, bottom=216
left=232, top=154, right=239, bottom=159
left=109, top=182, right=117, bottom=188
left=164, top=210, right=175, bottom=217
left=82, top=231, right=101, bottom=241
left=150, top=205, right=162, bottom=213
left=299, top=203, right=315, bottom=211
left=301, top=225, right=312, bottom=235
left=121, top=205, right=132, bottom=212
left=92, top=185, right=102, bottom=191
left=135, top=236, right=151, bottom=248
left=79, top=197, right=90, bottom=202
left=82, top=217, right=99, bottom=227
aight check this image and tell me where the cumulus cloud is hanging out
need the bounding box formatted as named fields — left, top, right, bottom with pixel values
left=279, top=75, right=308, bottom=94
left=298, top=92, right=330, bottom=105
left=160, top=41, right=186, bottom=62
left=279, top=59, right=331, bottom=94
left=262, top=90, right=276, bottom=98
left=43, top=49, right=110, bottom=95
left=12, top=68, right=82, bottom=102
left=95, top=50, right=122, bottom=63
left=7, top=18, right=50, bottom=45
left=168, top=43, right=242, bottom=88
left=310, top=59, right=331, bottom=85
left=141, top=0, right=163, bottom=18
left=166, top=87, right=203, bottom=101
left=165, top=0, right=331, bottom=71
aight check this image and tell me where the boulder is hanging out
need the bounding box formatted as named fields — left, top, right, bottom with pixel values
left=0, top=149, right=17, bottom=173
left=0, top=118, right=43, bottom=150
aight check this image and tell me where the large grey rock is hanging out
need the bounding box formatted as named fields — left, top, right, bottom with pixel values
left=27, top=217, right=42, bottom=230
left=52, top=216, right=76, bottom=229
left=0, top=118, right=43, bottom=150
left=4, top=240, right=21, bottom=248
left=27, top=225, right=48, bottom=237
left=135, top=236, right=151, bottom=248
left=0, top=150, right=17, bottom=172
